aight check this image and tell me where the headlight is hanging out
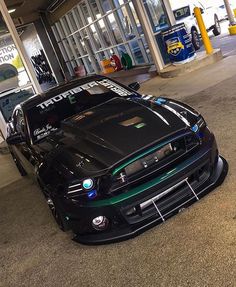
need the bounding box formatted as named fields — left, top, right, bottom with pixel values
left=191, top=117, right=206, bottom=133
left=67, top=178, right=97, bottom=199
left=82, top=178, right=94, bottom=190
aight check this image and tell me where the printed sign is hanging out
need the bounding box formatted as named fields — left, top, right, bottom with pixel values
left=36, top=80, right=133, bottom=110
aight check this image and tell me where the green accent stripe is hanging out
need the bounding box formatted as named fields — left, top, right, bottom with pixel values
left=112, top=139, right=172, bottom=176
left=88, top=156, right=196, bottom=208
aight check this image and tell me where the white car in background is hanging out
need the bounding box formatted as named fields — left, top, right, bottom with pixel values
left=170, top=0, right=222, bottom=50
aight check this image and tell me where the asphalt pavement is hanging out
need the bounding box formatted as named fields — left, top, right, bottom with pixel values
left=1, top=27, right=236, bottom=287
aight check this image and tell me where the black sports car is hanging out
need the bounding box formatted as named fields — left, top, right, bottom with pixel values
left=6, top=75, right=228, bottom=244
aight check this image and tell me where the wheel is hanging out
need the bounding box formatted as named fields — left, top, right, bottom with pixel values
left=10, top=151, right=27, bottom=176
left=191, top=29, right=201, bottom=50
left=213, top=15, right=221, bottom=36
left=46, top=195, right=70, bottom=232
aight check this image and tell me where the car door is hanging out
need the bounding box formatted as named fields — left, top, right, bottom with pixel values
left=11, top=107, right=39, bottom=178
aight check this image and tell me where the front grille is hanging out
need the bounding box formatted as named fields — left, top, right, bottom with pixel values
left=110, top=132, right=199, bottom=194
left=121, top=162, right=210, bottom=225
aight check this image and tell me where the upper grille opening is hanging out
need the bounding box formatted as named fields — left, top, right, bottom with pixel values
left=110, top=132, right=199, bottom=194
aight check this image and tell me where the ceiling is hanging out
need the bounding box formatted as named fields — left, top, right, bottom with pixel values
left=4, top=0, right=50, bottom=19
left=2, top=0, right=80, bottom=25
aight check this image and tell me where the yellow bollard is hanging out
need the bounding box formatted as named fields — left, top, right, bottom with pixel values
left=234, top=8, right=236, bottom=18
left=194, top=7, right=213, bottom=54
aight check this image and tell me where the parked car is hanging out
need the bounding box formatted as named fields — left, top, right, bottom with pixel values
left=6, top=75, right=228, bottom=244
left=170, top=0, right=222, bottom=50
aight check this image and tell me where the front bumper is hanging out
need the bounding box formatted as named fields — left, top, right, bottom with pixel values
left=72, top=154, right=227, bottom=245
left=61, top=130, right=228, bottom=245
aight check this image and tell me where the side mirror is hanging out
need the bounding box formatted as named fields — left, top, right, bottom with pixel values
left=128, top=82, right=140, bottom=91
left=6, top=133, right=25, bottom=145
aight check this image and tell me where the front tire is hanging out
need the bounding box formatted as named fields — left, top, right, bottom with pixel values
left=191, top=29, right=201, bottom=50
left=46, top=195, right=70, bottom=232
left=10, top=151, right=27, bottom=176
left=213, top=15, right=221, bottom=36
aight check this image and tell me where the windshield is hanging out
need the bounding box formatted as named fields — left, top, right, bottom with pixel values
left=26, top=79, right=134, bottom=143
left=173, top=6, right=191, bottom=21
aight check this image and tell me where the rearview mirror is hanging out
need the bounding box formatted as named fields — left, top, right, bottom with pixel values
left=6, top=133, right=25, bottom=145
left=128, top=82, right=140, bottom=91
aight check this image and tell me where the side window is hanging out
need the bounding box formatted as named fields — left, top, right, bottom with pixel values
left=14, top=109, right=26, bottom=136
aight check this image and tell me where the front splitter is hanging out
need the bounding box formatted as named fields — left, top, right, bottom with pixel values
left=73, top=156, right=228, bottom=245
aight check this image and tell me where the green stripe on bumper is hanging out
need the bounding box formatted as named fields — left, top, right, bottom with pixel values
left=88, top=156, right=198, bottom=208
left=112, top=140, right=172, bottom=176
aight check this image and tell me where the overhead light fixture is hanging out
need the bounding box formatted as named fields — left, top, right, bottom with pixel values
left=8, top=9, right=16, bottom=14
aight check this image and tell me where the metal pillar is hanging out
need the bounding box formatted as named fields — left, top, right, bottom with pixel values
left=0, top=0, right=42, bottom=93
left=223, top=0, right=236, bottom=25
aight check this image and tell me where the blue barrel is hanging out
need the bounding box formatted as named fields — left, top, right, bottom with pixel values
left=162, top=23, right=196, bottom=65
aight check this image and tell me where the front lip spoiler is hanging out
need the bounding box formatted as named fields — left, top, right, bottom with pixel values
left=73, top=156, right=228, bottom=245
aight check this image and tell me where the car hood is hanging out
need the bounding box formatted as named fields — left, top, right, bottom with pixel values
left=43, top=97, right=187, bottom=172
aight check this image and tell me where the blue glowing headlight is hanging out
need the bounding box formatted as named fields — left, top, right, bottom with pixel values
left=191, top=117, right=206, bottom=138
left=191, top=124, right=199, bottom=133
left=82, top=178, right=94, bottom=190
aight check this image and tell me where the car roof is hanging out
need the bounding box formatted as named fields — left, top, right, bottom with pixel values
left=21, top=74, right=106, bottom=111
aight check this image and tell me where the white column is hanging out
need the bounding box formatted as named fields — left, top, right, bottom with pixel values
left=132, top=1, right=165, bottom=72
left=0, top=0, right=42, bottom=93
left=223, top=0, right=236, bottom=25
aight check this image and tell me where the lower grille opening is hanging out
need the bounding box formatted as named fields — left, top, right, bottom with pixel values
left=122, top=162, right=210, bottom=224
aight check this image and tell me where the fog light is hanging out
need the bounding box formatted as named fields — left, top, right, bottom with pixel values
left=126, top=207, right=136, bottom=216
left=92, top=216, right=109, bottom=231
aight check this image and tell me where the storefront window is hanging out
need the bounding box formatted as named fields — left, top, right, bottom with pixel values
left=73, top=7, right=83, bottom=28
left=143, top=0, right=170, bottom=65
left=90, top=0, right=101, bottom=19
left=80, top=2, right=90, bottom=25
left=52, top=0, right=153, bottom=76
left=55, top=21, right=66, bottom=40
left=129, top=39, right=145, bottom=64
left=129, top=2, right=143, bottom=35
left=107, top=13, right=123, bottom=44
left=61, top=16, right=71, bottom=36
left=101, top=0, right=112, bottom=13
left=117, top=44, right=127, bottom=57
left=143, top=0, right=170, bottom=33
left=67, top=12, right=77, bottom=32
left=114, top=0, right=125, bottom=7
left=119, top=6, right=135, bottom=40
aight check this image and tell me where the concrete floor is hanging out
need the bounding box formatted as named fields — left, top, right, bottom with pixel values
left=1, top=57, right=236, bottom=286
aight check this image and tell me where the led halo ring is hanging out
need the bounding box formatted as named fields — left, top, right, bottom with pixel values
left=92, top=216, right=109, bottom=231
left=82, top=178, right=94, bottom=190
